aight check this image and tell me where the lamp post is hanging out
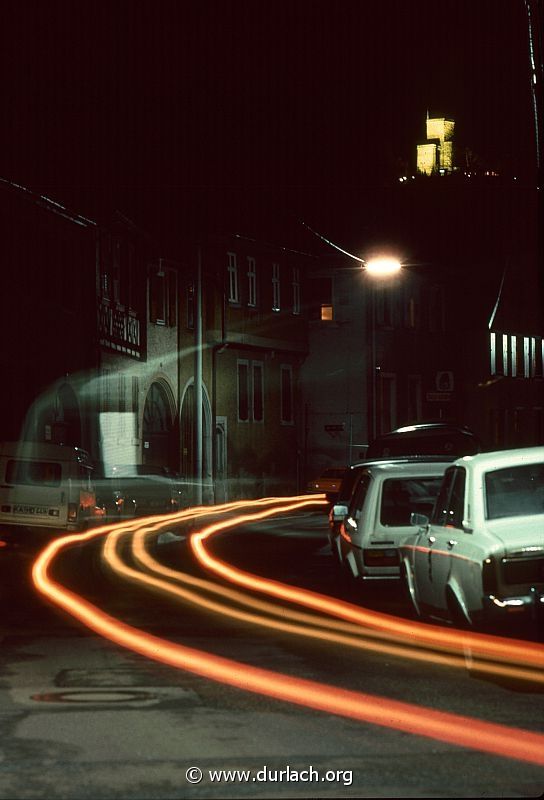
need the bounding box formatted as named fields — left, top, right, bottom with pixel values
left=364, top=256, right=402, bottom=442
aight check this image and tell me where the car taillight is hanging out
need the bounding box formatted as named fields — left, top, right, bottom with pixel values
left=68, top=503, right=78, bottom=521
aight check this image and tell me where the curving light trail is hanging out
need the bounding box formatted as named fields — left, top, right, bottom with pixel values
left=126, top=518, right=544, bottom=685
left=32, top=496, right=544, bottom=768
left=190, top=505, right=544, bottom=671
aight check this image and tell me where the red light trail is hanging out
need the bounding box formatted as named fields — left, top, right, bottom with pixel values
left=32, top=496, right=544, bottom=768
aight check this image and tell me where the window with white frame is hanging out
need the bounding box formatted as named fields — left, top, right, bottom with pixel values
left=292, top=267, right=300, bottom=315
left=490, top=331, right=497, bottom=375
left=227, top=252, right=239, bottom=303
left=237, top=360, right=249, bottom=422
left=511, top=335, right=518, bottom=378
left=247, top=257, right=257, bottom=307
left=502, top=334, right=509, bottom=376
left=252, top=361, right=264, bottom=422
left=280, top=364, right=293, bottom=424
left=272, top=263, right=280, bottom=311
left=523, top=337, right=530, bottom=378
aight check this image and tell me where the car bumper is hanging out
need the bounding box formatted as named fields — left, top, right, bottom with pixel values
left=339, top=538, right=401, bottom=579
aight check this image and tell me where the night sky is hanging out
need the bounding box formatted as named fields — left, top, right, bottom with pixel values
left=1, top=1, right=538, bottom=250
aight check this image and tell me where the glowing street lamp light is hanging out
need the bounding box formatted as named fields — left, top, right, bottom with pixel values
left=365, top=256, right=402, bottom=276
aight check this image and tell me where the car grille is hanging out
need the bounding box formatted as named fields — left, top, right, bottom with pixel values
left=502, top=556, right=544, bottom=585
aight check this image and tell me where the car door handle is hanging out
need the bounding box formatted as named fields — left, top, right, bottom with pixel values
left=447, top=539, right=457, bottom=549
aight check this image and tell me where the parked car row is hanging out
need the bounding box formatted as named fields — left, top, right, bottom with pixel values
left=0, top=442, right=186, bottom=546
left=328, top=444, right=544, bottom=636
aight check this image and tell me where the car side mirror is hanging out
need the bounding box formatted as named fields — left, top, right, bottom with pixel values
left=410, top=512, right=429, bottom=527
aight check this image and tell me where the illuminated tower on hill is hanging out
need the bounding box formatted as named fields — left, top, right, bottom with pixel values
left=417, top=111, right=455, bottom=175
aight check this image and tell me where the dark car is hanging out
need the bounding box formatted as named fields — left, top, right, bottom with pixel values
left=94, top=464, right=184, bottom=519
left=366, top=423, right=481, bottom=460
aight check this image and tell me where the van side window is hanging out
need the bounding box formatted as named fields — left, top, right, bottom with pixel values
left=349, top=474, right=372, bottom=520
left=6, top=460, right=62, bottom=487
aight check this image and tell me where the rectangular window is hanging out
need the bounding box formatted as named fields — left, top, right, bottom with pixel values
left=247, top=257, right=257, bottom=307
left=502, top=334, right=509, bottom=376
left=237, top=360, right=249, bottom=422
left=228, top=252, right=239, bottom=303
left=280, top=364, right=293, bottom=423
left=292, top=267, right=300, bottom=315
left=252, top=361, right=264, bottom=422
left=536, top=337, right=544, bottom=378
left=511, top=334, right=517, bottom=378
left=149, top=268, right=166, bottom=324
left=149, top=265, right=177, bottom=326
left=524, top=337, right=530, bottom=378
left=321, top=304, right=333, bottom=321
left=272, top=263, right=280, bottom=311
left=490, top=331, right=496, bottom=375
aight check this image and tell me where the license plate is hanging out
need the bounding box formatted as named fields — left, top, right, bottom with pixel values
left=13, top=505, right=49, bottom=516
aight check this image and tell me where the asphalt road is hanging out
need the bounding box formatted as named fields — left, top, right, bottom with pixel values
left=0, top=508, right=543, bottom=799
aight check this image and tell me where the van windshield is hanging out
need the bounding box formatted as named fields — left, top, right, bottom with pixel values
left=6, top=459, right=62, bottom=487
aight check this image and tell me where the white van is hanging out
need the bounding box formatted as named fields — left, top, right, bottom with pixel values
left=0, top=442, right=99, bottom=536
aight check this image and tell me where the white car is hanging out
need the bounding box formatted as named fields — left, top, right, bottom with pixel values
left=400, top=446, right=544, bottom=630
left=338, top=461, right=450, bottom=581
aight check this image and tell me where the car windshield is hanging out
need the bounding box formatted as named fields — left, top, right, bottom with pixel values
left=380, top=477, right=443, bottom=526
left=484, top=463, right=544, bottom=520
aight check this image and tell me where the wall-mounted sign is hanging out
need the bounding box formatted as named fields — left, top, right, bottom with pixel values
left=435, top=371, right=454, bottom=392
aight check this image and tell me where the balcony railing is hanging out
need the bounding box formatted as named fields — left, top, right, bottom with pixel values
left=98, top=299, right=142, bottom=358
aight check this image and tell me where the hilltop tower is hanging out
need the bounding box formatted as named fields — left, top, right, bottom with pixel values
left=417, top=111, right=455, bottom=175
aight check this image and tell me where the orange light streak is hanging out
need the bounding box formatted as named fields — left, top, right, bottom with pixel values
left=122, top=524, right=544, bottom=684
left=31, top=511, right=544, bottom=768
left=190, top=502, right=544, bottom=671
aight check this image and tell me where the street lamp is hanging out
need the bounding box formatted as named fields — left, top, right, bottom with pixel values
left=365, top=256, right=402, bottom=276
left=363, top=256, right=403, bottom=442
